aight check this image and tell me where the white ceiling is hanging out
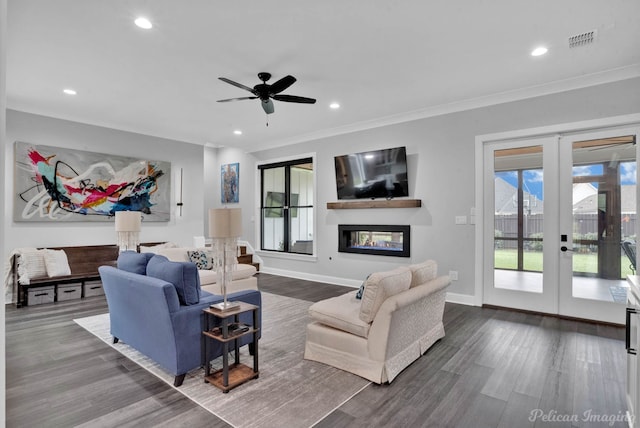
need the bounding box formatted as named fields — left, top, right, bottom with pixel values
left=6, top=1, right=640, bottom=152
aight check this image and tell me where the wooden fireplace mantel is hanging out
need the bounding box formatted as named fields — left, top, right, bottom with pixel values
left=327, top=199, right=422, bottom=209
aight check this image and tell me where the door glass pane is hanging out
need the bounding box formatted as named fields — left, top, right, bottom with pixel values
left=262, top=167, right=285, bottom=251
left=570, top=135, right=636, bottom=304
left=290, top=163, right=314, bottom=255
left=493, top=146, right=543, bottom=293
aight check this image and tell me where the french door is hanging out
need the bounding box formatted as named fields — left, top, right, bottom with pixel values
left=483, top=136, right=559, bottom=315
left=483, top=126, right=640, bottom=324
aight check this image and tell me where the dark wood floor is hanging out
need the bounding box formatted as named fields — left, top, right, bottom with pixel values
left=5, top=273, right=628, bottom=427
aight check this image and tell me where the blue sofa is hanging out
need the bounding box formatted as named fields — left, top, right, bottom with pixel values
left=98, top=252, right=261, bottom=386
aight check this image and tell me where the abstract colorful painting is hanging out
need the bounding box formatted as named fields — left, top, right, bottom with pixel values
left=14, top=141, right=171, bottom=222
left=221, top=162, right=239, bottom=203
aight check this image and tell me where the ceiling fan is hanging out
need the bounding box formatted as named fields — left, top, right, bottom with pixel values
left=217, top=72, right=317, bottom=115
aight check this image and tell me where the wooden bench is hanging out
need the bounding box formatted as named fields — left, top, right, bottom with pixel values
left=12, top=244, right=119, bottom=307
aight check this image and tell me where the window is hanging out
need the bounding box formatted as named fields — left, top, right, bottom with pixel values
left=259, top=157, right=314, bottom=255
left=493, top=145, right=544, bottom=276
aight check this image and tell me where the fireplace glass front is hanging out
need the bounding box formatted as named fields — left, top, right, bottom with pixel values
left=338, top=224, right=410, bottom=257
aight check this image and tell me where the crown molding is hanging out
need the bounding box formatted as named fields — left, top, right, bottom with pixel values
left=247, top=64, right=640, bottom=153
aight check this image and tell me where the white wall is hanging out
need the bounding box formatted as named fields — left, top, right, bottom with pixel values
left=251, top=77, right=640, bottom=299
left=1, top=0, right=8, bottom=421
left=204, top=145, right=257, bottom=247
left=4, top=110, right=205, bottom=252
left=4, top=78, right=640, bottom=304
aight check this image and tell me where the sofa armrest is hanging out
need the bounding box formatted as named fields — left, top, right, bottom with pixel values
left=367, top=276, right=450, bottom=361
left=419, top=275, right=451, bottom=295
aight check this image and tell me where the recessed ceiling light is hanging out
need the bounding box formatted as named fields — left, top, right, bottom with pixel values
left=63, top=88, right=77, bottom=95
left=329, top=102, right=340, bottom=109
left=531, top=46, right=548, bottom=56
left=233, top=130, right=242, bottom=135
left=134, top=17, right=153, bottom=29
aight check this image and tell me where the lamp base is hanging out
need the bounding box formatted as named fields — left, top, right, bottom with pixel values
left=210, top=301, right=241, bottom=312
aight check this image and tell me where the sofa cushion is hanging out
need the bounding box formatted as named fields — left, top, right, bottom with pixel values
left=359, top=267, right=411, bottom=323
left=309, top=291, right=371, bottom=338
left=155, top=247, right=191, bottom=262
left=409, top=260, right=438, bottom=288
left=146, top=255, right=201, bottom=305
left=187, top=250, right=214, bottom=270
left=117, top=251, right=155, bottom=275
left=199, top=269, right=218, bottom=285
left=199, top=263, right=257, bottom=285
left=139, top=241, right=179, bottom=253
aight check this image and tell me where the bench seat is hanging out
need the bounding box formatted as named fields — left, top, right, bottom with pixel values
left=12, top=244, right=119, bottom=307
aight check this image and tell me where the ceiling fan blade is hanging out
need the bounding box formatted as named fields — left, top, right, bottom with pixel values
left=269, top=75, right=296, bottom=94
left=217, top=96, right=258, bottom=102
left=272, top=94, right=317, bottom=104
left=262, top=99, right=275, bottom=114
left=218, top=77, right=257, bottom=94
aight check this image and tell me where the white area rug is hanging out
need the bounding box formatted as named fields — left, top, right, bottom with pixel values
left=74, top=292, right=370, bottom=428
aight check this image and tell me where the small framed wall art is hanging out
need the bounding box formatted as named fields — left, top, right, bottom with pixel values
left=221, top=162, right=239, bottom=203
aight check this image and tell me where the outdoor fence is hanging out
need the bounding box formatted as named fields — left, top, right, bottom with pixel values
left=495, top=213, right=636, bottom=248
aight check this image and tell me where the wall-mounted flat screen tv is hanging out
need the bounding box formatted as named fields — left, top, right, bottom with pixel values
left=334, top=146, right=409, bottom=200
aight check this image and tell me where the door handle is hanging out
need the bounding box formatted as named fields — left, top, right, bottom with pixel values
left=560, top=246, right=574, bottom=252
left=627, top=307, right=637, bottom=355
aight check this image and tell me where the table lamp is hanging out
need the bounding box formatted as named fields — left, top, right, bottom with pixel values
left=209, top=207, right=242, bottom=311
left=115, top=211, right=142, bottom=252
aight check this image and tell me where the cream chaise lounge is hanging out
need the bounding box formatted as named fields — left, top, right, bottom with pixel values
left=304, top=260, right=450, bottom=384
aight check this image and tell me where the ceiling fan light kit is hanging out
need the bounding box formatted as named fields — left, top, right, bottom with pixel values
left=217, top=72, right=317, bottom=116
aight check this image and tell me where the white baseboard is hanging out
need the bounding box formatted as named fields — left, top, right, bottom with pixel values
left=260, top=267, right=480, bottom=306
left=445, top=292, right=478, bottom=306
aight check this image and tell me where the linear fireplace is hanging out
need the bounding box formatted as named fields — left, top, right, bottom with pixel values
left=338, top=224, right=410, bottom=257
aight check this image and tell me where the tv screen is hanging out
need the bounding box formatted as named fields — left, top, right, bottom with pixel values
left=334, top=146, right=409, bottom=200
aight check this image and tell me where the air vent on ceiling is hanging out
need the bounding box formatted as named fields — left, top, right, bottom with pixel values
left=568, top=30, right=597, bottom=48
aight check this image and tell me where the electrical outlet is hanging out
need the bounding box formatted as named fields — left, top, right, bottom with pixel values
left=449, top=270, right=458, bottom=281
left=455, top=216, right=467, bottom=225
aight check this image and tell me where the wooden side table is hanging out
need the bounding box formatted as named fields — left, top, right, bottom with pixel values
left=202, top=302, right=260, bottom=393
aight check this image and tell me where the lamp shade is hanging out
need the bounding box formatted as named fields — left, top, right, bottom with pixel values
left=114, top=211, right=142, bottom=232
left=208, top=208, right=242, bottom=238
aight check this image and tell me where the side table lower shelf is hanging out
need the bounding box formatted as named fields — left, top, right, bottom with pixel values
left=202, top=302, right=260, bottom=393
left=204, top=363, right=259, bottom=393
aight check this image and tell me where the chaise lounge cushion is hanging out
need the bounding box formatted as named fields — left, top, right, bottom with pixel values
left=197, top=263, right=257, bottom=285
left=117, top=251, right=155, bottom=275
left=408, top=259, right=438, bottom=288
left=308, top=291, right=371, bottom=338
left=359, top=267, right=411, bottom=323
left=146, top=255, right=201, bottom=305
